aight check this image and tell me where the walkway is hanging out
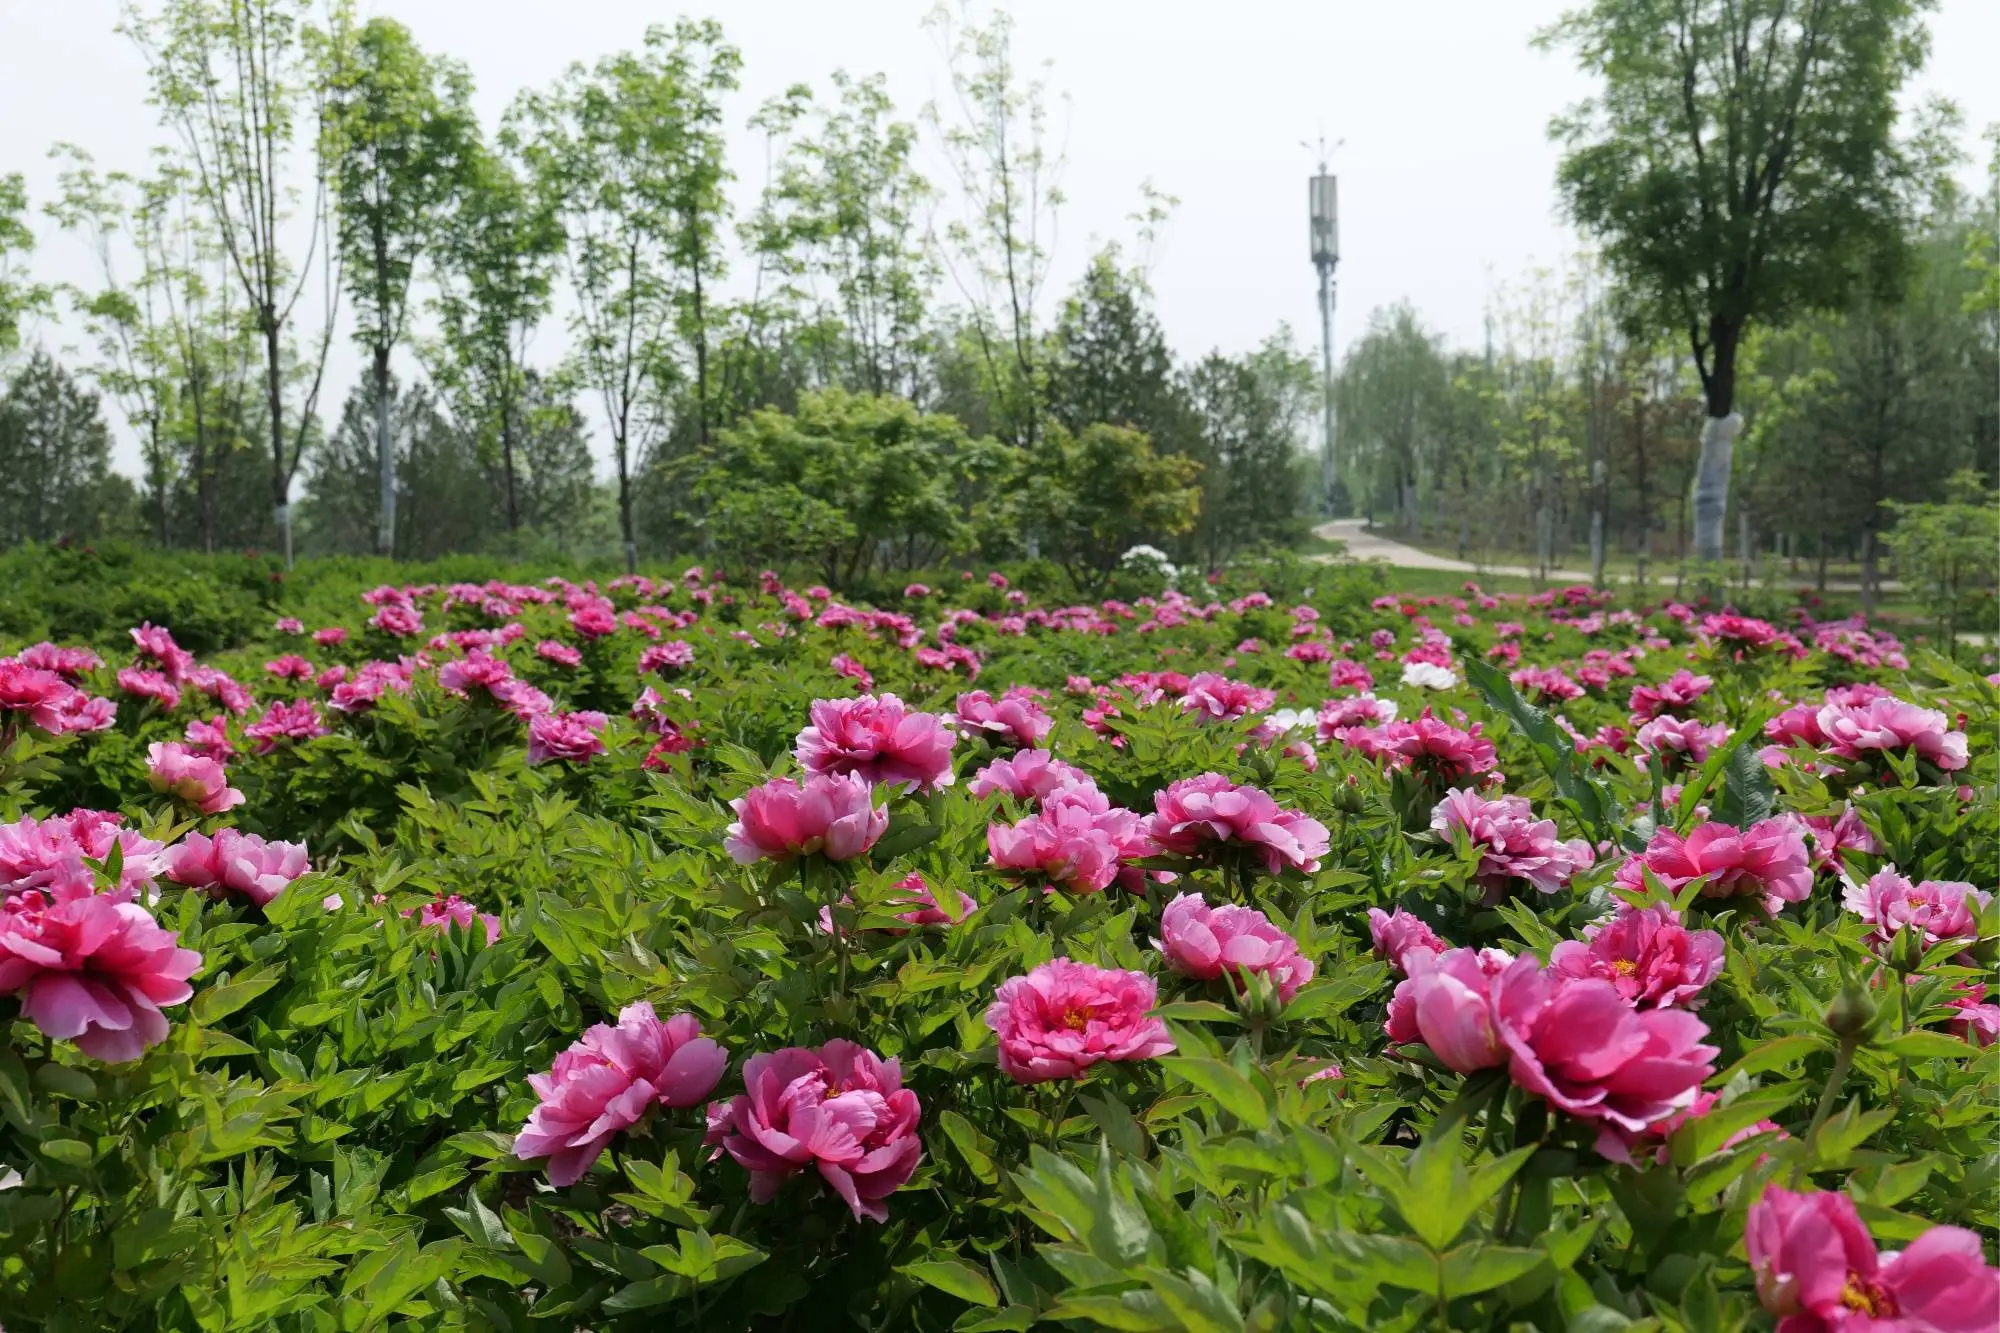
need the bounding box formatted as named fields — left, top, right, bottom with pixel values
left=1309, top=518, right=1900, bottom=594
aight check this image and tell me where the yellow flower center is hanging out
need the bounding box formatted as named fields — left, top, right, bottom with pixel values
left=1061, top=1006, right=1092, bottom=1032
left=1612, top=959, right=1639, bottom=976
left=1839, top=1273, right=1894, bottom=1317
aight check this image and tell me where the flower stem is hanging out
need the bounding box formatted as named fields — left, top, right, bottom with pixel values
left=1794, top=1038, right=1857, bottom=1185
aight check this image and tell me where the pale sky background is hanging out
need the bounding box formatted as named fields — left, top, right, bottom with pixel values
left=3, top=0, right=1995, bottom=480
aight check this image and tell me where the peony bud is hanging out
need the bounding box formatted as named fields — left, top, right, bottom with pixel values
left=1824, top=977, right=1878, bottom=1041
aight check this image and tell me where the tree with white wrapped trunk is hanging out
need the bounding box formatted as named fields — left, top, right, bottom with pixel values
left=1541, top=0, right=1931, bottom=563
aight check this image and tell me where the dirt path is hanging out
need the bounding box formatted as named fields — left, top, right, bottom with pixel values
left=1309, top=518, right=1901, bottom=594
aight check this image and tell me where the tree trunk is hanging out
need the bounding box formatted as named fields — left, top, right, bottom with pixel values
left=691, top=226, right=710, bottom=448
left=501, top=385, right=520, bottom=532
left=375, top=345, right=395, bottom=558
left=1691, top=412, right=1740, bottom=564
left=1738, top=508, right=1752, bottom=590
left=263, top=317, right=293, bottom=567
left=1815, top=538, right=1828, bottom=593
left=616, top=441, right=636, bottom=575
left=147, top=418, right=169, bottom=548
left=1859, top=526, right=1878, bottom=618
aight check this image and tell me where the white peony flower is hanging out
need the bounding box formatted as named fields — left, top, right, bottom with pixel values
left=1400, top=662, right=1459, bottom=691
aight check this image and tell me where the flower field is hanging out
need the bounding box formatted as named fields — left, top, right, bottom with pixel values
left=0, top=564, right=1995, bottom=1331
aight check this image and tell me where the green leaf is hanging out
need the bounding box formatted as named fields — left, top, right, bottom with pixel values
left=1881, top=1030, right=1978, bottom=1061
left=901, top=1254, right=999, bottom=1307
left=939, top=1109, right=1000, bottom=1185
left=1710, top=733, right=1777, bottom=829
left=1710, top=1034, right=1826, bottom=1084
left=1151, top=1000, right=1238, bottom=1023
left=1160, top=1057, right=1270, bottom=1129
left=191, top=962, right=285, bottom=1025
left=1441, top=1242, right=1548, bottom=1298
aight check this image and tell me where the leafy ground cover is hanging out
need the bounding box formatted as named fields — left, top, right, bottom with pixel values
left=0, top=560, right=1995, bottom=1330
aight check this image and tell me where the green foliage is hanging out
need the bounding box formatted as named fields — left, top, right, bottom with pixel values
left=1882, top=469, right=2000, bottom=653
left=0, top=561, right=1995, bottom=1329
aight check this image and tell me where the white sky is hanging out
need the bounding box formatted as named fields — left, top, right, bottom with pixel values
left=4, top=0, right=1995, bottom=480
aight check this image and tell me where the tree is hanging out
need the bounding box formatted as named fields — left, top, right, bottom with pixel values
left=1038, top=423, right=1201, bottom=594
left=1337, top=303, right=1449, bottom=537
left=1543, top=0, right=1932, bottom=562
left=127, top=0, right=342, bottom=567
left=323, top=12, right=478, bottom=557
left=513, top=19, right=739, bottom=572
left=0, top=174, right=51, bottom=356
left=1044, top=246, right=1191, bottom=449
left=0, top=351, right=136, bottom=546
left=747, top=71, right=934, bottom=400
left=925, top=2, right=1064, bottom=449
left=696, top=389, right=1002, bottom=587
left=1182, top=332, right=1316, bottom=569
left=427, top=143, right=561, bottom=534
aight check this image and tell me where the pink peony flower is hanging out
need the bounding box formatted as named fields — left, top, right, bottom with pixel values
left=1816, top=696, right=1969, bottom=772
left=516, top=1003, right=727, bottom=1187
left=967, top=749, right=1095, bottom=803
left=244, top=699, right=327, bottom=754
left=1156, top=892, right=1315, bottom=1002
left=1180, top=672, right=1277, bottom=722
left=264, top=654, right=315, bottom=681
left=0, top=891, right=202, bottom=1061
left=1338, top=709, right=1496, bottom=782
left=1147, top=773, right=1329, bottom=875
left=984, top=958, right=1175, bottom=1083
left=988, top=787, right=1158, bottom=894
left=1390, top=949, right=1716, bottom=1134
left=1627, top=670, right=1713, bottom=722
left=1511, top=665, right=1584, bottom=703
left=1315, top=692, right=1397, bottom=741
left=20, top=642, right=103, bottom=679
left=0, top=812, right=164, bottom=904
left=438, top=650, right=514, bottom=698
left=184, top=715, right=236, bottom=761
left=1367, top=907, right=1447, bottom=976
left=829, top=653, right=874, bottom=692
left=145, top=741, right=245, bottom=815
left=816, top=872, right=977, bottom=936
left=955, top=688, right=1054, bottom=749
left=1493, top=958, right=1718, bottom=1133
left=638, top=640, right=695, bottom=674
left=795, top=694, right=957, bottom=793
left=1841, top=869, right=1989, bottom=953
left=0, top=659, right=82, bottom=732
left=408, top=893, right=502, bottom=944
left=1635, top=715, right=1731, bottom=768
left=526, top=710, right=608, bottom=765
left=1793, top=805, right=1877, bottom=872
left=1597, top=1088, right=1783, bottom=1167
left=725, top=772, right=887, bottom=864
left=536, top=639, right=582, bottom=668
left=1700, top=613, right=1779, bottom=649
left=703, top=1039, right=921, bottom=1223
left=130, top=622, right=195, bottom=680
left=313, top=626, right=349, bottom=648
left=1746, top=1184, right=2000, bottom=1331
left=117, top=667, right=182, bottom=711
left=1549, top=903, right=1724, bottom=1009
left=1614, top=819, right=1813, bottom=912
left=1431, top=787, right=1594, bottom=896
left=1946, top=983, right=2000, bottom=1048
left=163, top=829, right=310, bottom=907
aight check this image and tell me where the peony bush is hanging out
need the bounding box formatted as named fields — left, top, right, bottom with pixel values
left=0, top=565, right=1993, bottom=1329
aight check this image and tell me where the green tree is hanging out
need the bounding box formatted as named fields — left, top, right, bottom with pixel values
left=1044, top=245, right=1192, bottom=449
left=696, top=389, right=1003, bottom=587
left=127, top=0, right=341, bottom=567
left=1542, top=0, right=1932, bottom=564
left=0, top=173, right=51, bottom=356
left=426, top=143, right=562, bottom=533
left=1037, top=422, right=1201, bottom=594
left=1182, top=332, right=1316, bottom=569
left=323, top=11, right=479, bottom=557
left=0, top=351, right=138, bottom=546
left=513, top=19, right=739, bottom=572
left=1882, top=469, right=1998, bottom=653
left=747, top=71, right=935, bottom=400
left=1336, top=303, right=1450, bottom=537
left=924, top=2, right=1064, bottom=448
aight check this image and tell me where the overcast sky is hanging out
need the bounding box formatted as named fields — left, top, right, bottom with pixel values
left=4, top=0, right=1995, bottom=479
